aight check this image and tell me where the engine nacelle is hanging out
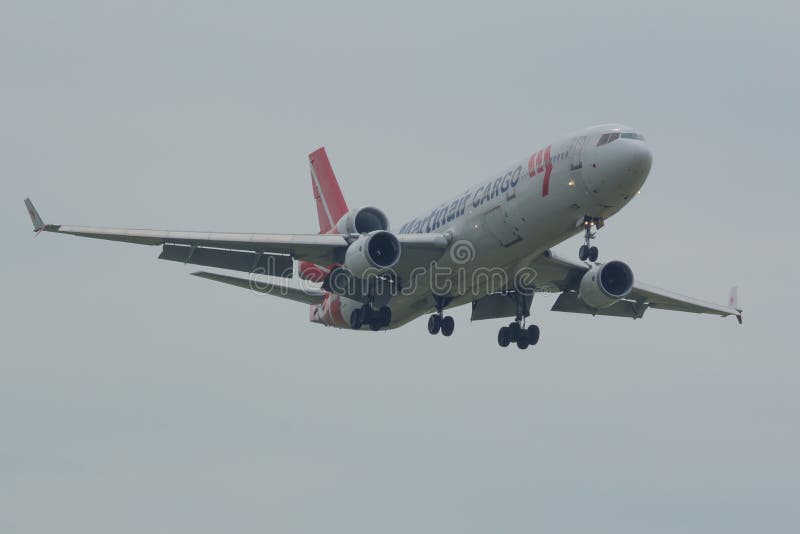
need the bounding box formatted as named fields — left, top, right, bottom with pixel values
left=342, top=230, right=401, bottom=279
left=335, top=206, right=390, bottom=234
left=578, top=260, right=635, bottom=309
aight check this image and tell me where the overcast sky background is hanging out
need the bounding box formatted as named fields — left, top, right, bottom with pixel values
left=1, top=1, right=798, bottom=533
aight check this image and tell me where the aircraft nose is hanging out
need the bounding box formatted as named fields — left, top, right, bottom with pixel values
left=626, top=141, right=653, bottom=181
left=587, top=138, right=652, bottom=207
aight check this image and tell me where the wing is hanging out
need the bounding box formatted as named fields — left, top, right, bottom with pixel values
left=24, top=199, right=449, bottom=280
left=528, top=249, right=743, bottom=323
left=25, top=198, right=350, bottom=269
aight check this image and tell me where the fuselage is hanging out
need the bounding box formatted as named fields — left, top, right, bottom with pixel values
left=311, top=124, right=653, bottom=329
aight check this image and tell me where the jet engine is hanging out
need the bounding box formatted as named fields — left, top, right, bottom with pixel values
left=342, top=230, right=401, bottom=279
left=335, top=206, right=390, bottom=234
left=577, top=260, right=635, bottom=309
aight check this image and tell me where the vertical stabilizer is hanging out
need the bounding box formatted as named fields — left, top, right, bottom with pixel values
left=309, top=147, right=348, bottom=233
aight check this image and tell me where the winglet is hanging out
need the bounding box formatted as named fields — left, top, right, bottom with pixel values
left=24, top=198, right=45, bottom=233
left=728, top=286, right=743, bottom=324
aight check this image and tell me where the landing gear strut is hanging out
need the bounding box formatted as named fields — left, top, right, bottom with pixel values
left=350, top=303, right=391, bottom=331
left=578, top=215, right=602, bottom=262
left=427, top=297, right=455, bottom=337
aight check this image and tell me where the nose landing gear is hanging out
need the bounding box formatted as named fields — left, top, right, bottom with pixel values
left=578, top=216, right=603, bottom=262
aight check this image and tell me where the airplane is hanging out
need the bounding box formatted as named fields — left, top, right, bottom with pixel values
left=24, top=124, right=742, bottom=349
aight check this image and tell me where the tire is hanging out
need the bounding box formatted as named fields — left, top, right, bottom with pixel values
left=508, top=322, right=521, bottom=341
left=579, top=245, right=589, bottom=261
left=588, top=246, right=599, bottom=262
left=427, top=314, right=441, bottom=335
left=350, top=309, right=362, bottom=330
left=526, top=324, right=540, bottom=345
left=516, top=334, right=530, bottom=350
left=441, top=316, right=455, bottom=337
left=369, top=320, right=382, bottom=331
left=360, top=304, right=373, bottom=323
left=378, top=306, right=392, bottom=327
left=498, top=327, right=510, bottom=347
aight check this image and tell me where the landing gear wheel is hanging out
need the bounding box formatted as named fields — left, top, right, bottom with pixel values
left=350, top=309, right=362, bottom=330
left=427, top=314, right=442, bottom=335
left=508, top=322, right=521, bottom=341
left=369, top=320, right=382, bottom=331
left=440, top=316, right=455, bottom=337
left=588, top=246, right=599, bottom=262
left=579, top=245, right=589, bottom=261
left=360, top=304, right=373, bottom=324
left=516, top=334, right=530, bottom=350
left=526, top=325, right=540, bottom=345
left=377, top=306, right=392, bottom=327
left=498, top=327, right=511, bottom=347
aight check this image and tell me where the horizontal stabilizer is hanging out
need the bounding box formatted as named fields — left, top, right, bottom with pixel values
left=191, top=271, right=325, bottom=305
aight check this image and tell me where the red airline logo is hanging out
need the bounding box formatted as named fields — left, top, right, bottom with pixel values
left=528, top=144, right=553, bottom=197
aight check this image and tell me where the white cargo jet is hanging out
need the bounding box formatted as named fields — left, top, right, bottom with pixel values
left=25, top=124, right=741, bottom=348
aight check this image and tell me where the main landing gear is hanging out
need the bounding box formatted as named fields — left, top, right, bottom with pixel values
left=497, top=318, right=540, bottom=349
left=427, top=297, right=455, bottom=337
left=578, top=215, right=603, bottom=262
left=495, top=291, right=539, bottom=349
left=350, top=303, right=391, bottom=331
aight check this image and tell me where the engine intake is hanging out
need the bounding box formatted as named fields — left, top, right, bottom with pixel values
left=336, top=206, right=390, bottom=234
left=343, top=230, right=401, bottom=278
left=578, top=260, right=635, bottom=309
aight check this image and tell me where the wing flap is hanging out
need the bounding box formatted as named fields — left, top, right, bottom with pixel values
left=551, top=291, right=647, bottom=318
left=159, top=245, right=293, bottom=277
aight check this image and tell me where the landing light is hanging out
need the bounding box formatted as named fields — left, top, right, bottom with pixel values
left=568, top=179, right=575, bottom=187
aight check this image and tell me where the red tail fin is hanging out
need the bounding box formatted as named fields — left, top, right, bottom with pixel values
left=309, top=147, right=348, bottom=233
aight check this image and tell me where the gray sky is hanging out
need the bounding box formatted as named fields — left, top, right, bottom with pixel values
left=1, top=1, right=798, bottom=533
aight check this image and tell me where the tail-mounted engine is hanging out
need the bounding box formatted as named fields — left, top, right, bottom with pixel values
left=578, top=260, right=635, bottom=309
left=335, top=206, right=390, bottom=234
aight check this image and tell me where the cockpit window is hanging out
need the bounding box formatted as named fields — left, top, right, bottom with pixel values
left=621, top=132, right=646, bottom=141
left=598, top=131, right=644, bottom=146
left=597, top=132, right=620, bottom=146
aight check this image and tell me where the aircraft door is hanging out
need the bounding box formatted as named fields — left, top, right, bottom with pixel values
left=482, top=187, right=524, bottom=247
